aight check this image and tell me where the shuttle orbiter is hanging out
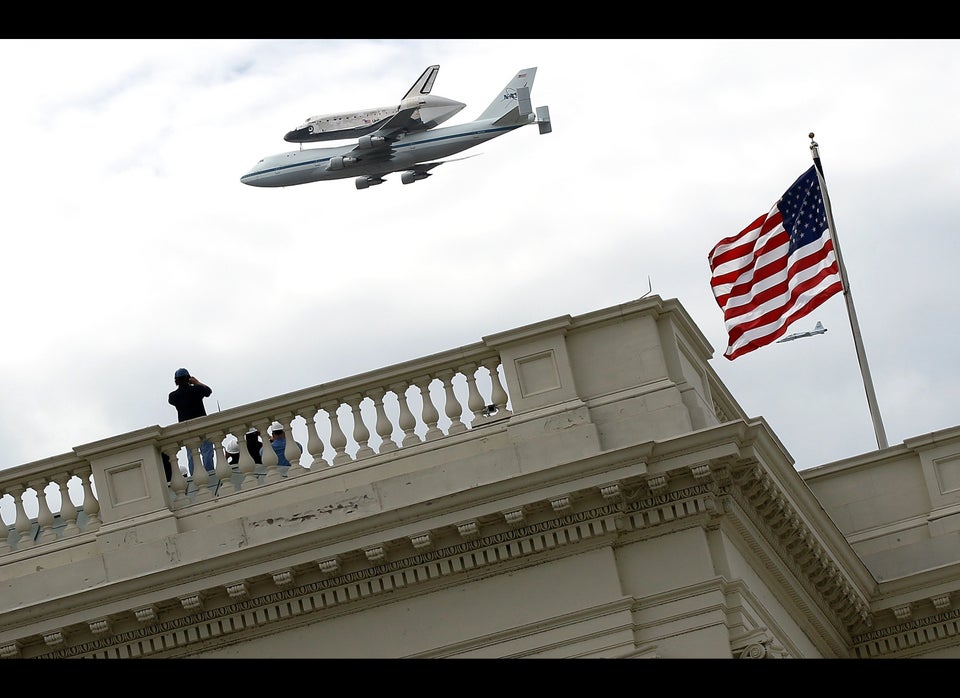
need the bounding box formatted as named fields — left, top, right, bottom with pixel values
left=283, top=65, right=466, bottom=144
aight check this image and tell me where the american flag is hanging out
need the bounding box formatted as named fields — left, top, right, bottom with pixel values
left=709, top=166, right=843, bottom=360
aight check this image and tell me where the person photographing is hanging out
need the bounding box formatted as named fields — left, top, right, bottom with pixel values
left=168, top=368, right=215, bottom=475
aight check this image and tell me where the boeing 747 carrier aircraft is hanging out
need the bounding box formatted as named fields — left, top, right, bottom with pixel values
left=241, top=67, right=551, bottom=190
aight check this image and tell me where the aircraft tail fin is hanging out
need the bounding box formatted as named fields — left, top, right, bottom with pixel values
left=477, top=67, right=538, bottom=122
left=403, top=65, right=440, bottom=101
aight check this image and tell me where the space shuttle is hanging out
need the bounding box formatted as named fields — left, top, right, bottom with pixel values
left=283, top=65, right=466, bottom=144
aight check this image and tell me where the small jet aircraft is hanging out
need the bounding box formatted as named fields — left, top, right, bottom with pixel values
left=283, top=65, right=466, bottom=144
left=241, top=67, right=551, bottom=190
left=776, top=321, right=828, bottom=343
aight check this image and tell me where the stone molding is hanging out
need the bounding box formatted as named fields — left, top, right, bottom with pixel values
left=5, top=453, right=905, bottom=659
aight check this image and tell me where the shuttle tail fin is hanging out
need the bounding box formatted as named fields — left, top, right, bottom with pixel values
left=403, top=65, right=440, bottom=101
left=477, top=67, right=538, bottom=122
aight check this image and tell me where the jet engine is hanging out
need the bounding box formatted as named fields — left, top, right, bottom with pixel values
left=401, top=171, right=431, bottom=185
left=357, top=135, right=387, bottom=149
left=326, top=156, right=358, bottom=171
left=355, top=176, right=385, bottom=190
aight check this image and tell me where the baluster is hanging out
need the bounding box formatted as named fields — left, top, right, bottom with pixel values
left=482, top=357, right=512, bottom=416
left=52, top=473, right=80, bottom=537
left=0, top=493, right=10, bottom=554
left=302, top=406, right=329, bottom=470
left=234, top=425, right=260, bottom=488
left=369, top=388, right=398, bottom=453
left=414, top=375, right=443, bottom=441
left=9, top=484, right=34, bottom=549
left=460, top=362, right=487, bottom=426
left=165, top=445, right=189, bottom=504
left=279, top=414, right=305, bottom=477
left=260, top=419, right=283, bottom=484
left=30, top=479, right=57, bottom=544
left=75, top=466, right=101, bottom=531
left=391, top=381, right=422, bottom=447
left=213, top=430, right=238, bottom=495
left=438, top=369, right=467, bottom=435
left=323, top=399, right=352, bottom=466
left=190, top=438, right=214, bottom=502
left=345, top=394, right=375, bottom=459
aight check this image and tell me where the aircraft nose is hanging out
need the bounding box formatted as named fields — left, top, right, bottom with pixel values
left=240, top=165, right=263, bottom=187
left=284, top=127, right=311, bottom=143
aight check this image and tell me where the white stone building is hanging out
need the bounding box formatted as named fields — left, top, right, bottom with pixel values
left=1, top=295, right=958, bottom=658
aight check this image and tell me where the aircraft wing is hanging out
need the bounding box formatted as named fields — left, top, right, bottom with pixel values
left=338, top=106, right=428, bottom=164
left=376, top=154, right=480, bottom=177
left=343, top=142, right=396, bottom=164
left=348, top=160, right=446, bottom=190
left=406, top=162, right=444, bottom=176
left=368, top=106, right=424, bottom=140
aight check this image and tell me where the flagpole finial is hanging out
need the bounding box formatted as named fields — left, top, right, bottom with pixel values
left=809, top=132, right=818, bottom=148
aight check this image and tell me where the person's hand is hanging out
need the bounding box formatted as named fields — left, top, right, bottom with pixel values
left=188, top=377, right=198, bottom=385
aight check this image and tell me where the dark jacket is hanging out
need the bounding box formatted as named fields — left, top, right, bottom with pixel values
left=245, top=431, right=263, bottom=465
left=168, top=383, right=212, bottom=422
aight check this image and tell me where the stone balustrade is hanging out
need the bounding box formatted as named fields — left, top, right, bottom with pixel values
left=3, top=294, right=723, bottom=557
left=158, top=351, right=512, bottom=509
left=1, top=346, right=512, bottom=551
left=0, top=454, right=100, bottom=553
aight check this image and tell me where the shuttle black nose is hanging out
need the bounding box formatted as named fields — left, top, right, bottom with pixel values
left=284, top=127, right=311, bottom=143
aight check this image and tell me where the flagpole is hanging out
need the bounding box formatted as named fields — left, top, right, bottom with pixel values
left=809, top=133, right=889, bottom=449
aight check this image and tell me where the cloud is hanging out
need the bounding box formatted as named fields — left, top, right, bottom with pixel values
left=0, top=38, right=956, bottom=477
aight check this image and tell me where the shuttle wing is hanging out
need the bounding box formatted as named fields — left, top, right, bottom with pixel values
left=364, top=106, right=423, bottom=142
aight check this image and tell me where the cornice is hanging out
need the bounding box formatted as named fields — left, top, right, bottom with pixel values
left=0, top=441, right=887, bottom=659
left=851, top=605, right=960, bottom=658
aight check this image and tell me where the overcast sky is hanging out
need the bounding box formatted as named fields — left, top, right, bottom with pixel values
left=0, top=38, right=956, bottom=475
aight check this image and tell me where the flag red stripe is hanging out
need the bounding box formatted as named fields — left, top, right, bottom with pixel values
left=723, top=235, right=834, bottom=323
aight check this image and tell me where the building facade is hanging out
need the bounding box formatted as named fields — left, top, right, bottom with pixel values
left=1, top=295, right=959, bottom=658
